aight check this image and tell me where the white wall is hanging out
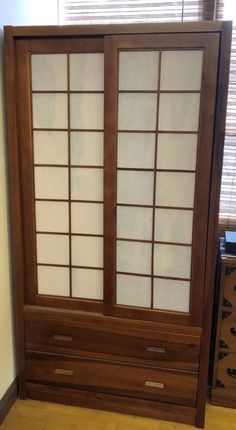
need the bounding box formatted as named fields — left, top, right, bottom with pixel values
left=0, top=0, right=58, bottom=400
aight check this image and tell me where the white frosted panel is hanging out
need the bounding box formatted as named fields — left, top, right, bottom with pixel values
left=71, top=168, right=103, bottom=201
left=117, top=274, right=151, bottom=308
left=35, top=201, right=69, bottom=233
left=118, top=93, right=157, bottom=131
left=117, top=171, right=153, bottom=205
left=70, top=53, right=104, bottom=91
left=156, top=134, right=197, bottom=170
left=72, top=268, right=103, bottom=300
left=155, top=209, right=193, bottom=244
left=161, top=50, right=203, bottom=91
left=71, top=203, right=103, bottom=234
left=154, top=244, right=192, bottom=279
left=119, top=51, right=159, bottom=90
left=159, top=93, right=200, bottom=131
left=118, top=133, right=155, bottom=169
left=72, top=236, right=103, bottom=267
left=37, top=234, right=69, bottom=265
left=156, top=172, right=195, bottom=208
left=34, top=131, right=68, bottom=165
left=31, top=54, right=67, bottom=91
left=32, top=94, right=68, bottom=129
left=71, top=132, right=103, bottom=166
left=70, top=94, right=104, bottom=129
left=153, top=278, right=190, bottom=312
left=117, top=206, right=152, bottom=240
left=37, top=266, right=69, bottom=296
left=35, top=167, right=68, bottom=200
left=117, top=241, right=152, bottom=275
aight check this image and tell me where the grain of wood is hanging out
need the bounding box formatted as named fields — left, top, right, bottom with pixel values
left=1, top=400, right=236, bottom=430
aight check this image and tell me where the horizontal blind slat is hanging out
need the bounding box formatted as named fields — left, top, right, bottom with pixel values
left=59, top=0, right=204, bottom=24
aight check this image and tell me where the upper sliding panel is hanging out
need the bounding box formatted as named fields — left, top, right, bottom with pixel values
left=16, top=38, right=105, bottom=311
left=104, top=32, right=220, bottom=325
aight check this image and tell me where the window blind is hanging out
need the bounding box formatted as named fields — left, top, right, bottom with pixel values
left=60, top=0, right=235, bottom=230
left=59, top=0, right=207, bottom=25
left=217, top=0, right=236, bottom=230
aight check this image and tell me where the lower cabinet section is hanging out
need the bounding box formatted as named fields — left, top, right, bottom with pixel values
left=23, top=307, right=200, bottom=426
left=26, top=351, right=197, bottom=406
left=24, top=307, right=201, bottom=371
left=26, top=382, right=197, bottom=425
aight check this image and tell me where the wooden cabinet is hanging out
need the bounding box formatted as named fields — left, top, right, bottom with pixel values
left=4, top=21, right=231, bottom=428
left=212, top=248, right=236, bottom=408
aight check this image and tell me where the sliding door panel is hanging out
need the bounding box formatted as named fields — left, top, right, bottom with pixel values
left=104, top=33, right=219, bottom=325
left=16, top=38, right=105, bottom=311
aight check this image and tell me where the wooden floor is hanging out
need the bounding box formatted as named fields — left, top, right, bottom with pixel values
left=1, top=399, right=236, bottom=430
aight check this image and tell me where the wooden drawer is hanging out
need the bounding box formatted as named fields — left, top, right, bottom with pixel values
left=215, top=352, right=236, bottom=393
left=24, top=312, right=200, bottom=371
left=220, top=311, right=236, bottom=351
left=26, top=351, right=197, bottom=406
left=222, top=266, right=236, bottom=309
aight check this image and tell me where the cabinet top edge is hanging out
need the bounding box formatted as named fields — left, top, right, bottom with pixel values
left=4, top=21, right=231, bottom=38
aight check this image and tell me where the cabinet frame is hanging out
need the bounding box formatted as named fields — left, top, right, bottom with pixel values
left=4, top=21, right=232, bottom=428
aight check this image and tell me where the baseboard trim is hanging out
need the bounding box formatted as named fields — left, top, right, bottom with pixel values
left=0, top=378, right=18, bottom=425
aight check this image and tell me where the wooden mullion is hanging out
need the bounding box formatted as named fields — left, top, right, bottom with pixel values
left=38, top=263, right=103, bottom=270
left=36, top=232, right=104, bottom=238
left=117, top=203, right=194, bottom=210
left=117, top=130, right=198, bottom=134
left=35, top=164, right=104, bottom=169
left=33, top=128, right=104, bottom=132
left=33, top=90, right=104, bottom=94
left=117, top=167, right=196, bottom=173
left=117, top=237, right=192, bottom=246
left=118, top=90, right=201, bottom=94
left=151, top=52, right=162, bottom=309
left=67, top=54, right=72, bottom=298
left=103, top=37, right=118, bottom=315
left=117, top=271, right=191, bottom=282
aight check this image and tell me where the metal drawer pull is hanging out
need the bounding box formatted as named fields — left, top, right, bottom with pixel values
left=146, top=346, right=166, bottom=353
left=54, top=368, right=74, bottom=376
left=53, top=335, right=73, bottom=342
left=145, top=381, right=164, bottom=389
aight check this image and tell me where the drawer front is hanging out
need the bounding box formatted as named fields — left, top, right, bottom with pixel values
left=24, top=318, right=200, bottom=371
left=223, top=266, right=236, bottom=310
left=216, top=352, right=236, bottom=393
left=220, top=311, right=236, bottom=351
left=26, top=351, right=197, bottom=406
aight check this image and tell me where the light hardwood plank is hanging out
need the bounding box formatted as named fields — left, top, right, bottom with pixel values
left=2, top=399, right=236, bottom=430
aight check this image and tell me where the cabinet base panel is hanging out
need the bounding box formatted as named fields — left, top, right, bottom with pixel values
left=211, top=388, right=236, bottom=408
left=26, top=382, right=196, bottom=425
